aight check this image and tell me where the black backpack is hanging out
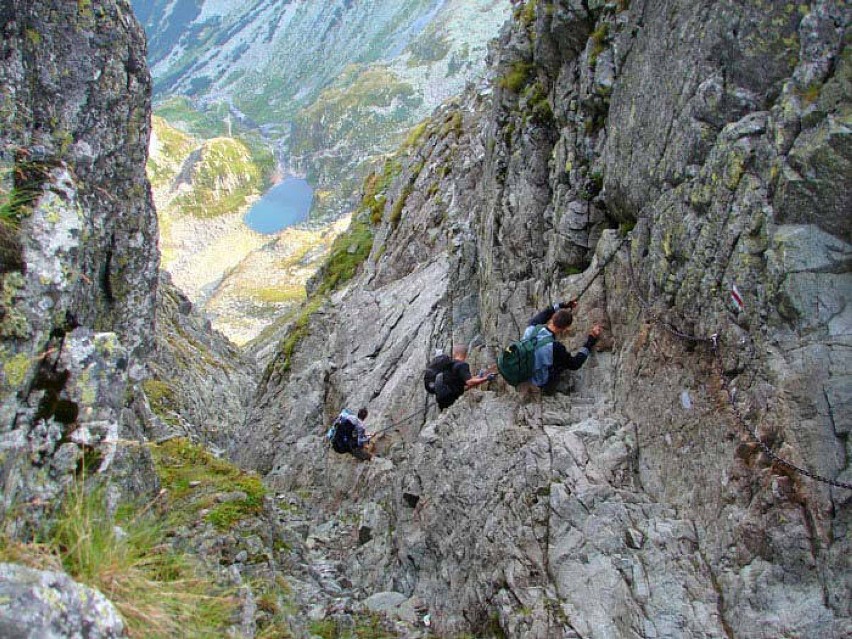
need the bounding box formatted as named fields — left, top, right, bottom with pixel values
left=330, top=415, right=357, bottom=454
left=423, top=354, right=453, bottom=394
left=436, top=361, right=470, bottom=408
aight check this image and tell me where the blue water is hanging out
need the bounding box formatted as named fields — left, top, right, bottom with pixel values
left=244, top=177, right=313, bottom=234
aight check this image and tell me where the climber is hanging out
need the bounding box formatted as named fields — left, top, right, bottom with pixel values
left=329, top=408, right=374, bottom=461
left=523, top=301, right=602, bottom=393
left=425, top=345, right=495, bottom=410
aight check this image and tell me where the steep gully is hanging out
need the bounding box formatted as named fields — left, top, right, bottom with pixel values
left=225, top=1, right=851, bottom=636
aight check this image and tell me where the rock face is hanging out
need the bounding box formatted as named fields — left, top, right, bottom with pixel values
left=0, top=0, right=160, bottom=529
left=1, top=0, right=158, bottom=356
left=241, top=1, right=852, bottom=637
left=0, top=563, right=126, bottom=639
left=144, top=273, right=258, bottom=452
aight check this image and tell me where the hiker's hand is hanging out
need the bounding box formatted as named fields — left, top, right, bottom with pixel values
left=589, top=324, right=603, bottom=338
left=559, top=300, right=578, bottom=310
left=487, top=373, right=497, bottom=382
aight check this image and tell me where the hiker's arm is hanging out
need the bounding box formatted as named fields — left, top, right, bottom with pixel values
left=465, top=374, right=490, bottom=389
left=529, top=301, right=575, bottom=326
left=528, top=305, right=556, bottom=326
left=465, top=365, right=497, bottom=389
left=554, top=332, right=600, bottom=371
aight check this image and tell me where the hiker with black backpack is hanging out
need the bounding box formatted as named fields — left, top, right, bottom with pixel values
left=328, top=408, right=374, bottom=461
left=498, top=301, right=602, bottom=393
left=424, top=345, right=495, bottom=410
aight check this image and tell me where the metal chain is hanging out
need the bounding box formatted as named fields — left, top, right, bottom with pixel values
left=303, top=405, right=428, bottom=448
left=570, top=234, right=630, bottom=302
left=372, top=406, right=428, bottom=436
left=710, top=336, right=852, bottom=490
left=624, top=235, right=852, bottom=491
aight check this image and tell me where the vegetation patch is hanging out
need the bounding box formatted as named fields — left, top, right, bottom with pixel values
left=150, top=438, right=265, bottom=531
left=498, top=61, right=534, bottom=94
left=308, top=612, right=392, bottom=639
left=440, top=111, right=463, bottom=137
left=253, top=576, right=296, bottom=639
left=172, top=138, right=268, bottom=218
left=795, top=81, right=822, bottom=106
left=315, top=213, right=373, bottom=296
left=0, top=482, right=237, bottom=638
left=618, top=220, right=637, bottom=237
left=274, top=296, right=326, bottom=374
left=402, top=118, right=430, bottom=151
left=0, top=160, right=47, bottom=225
left=363, top=158, right=402, bottom=224
left=147, top=116, right=197, bottom=186
left=248, top=286, right=306, bottom=305
left=153, top=96, right=229, bottom=139
left=291, top=66, right=419, bottom=158
left=390, top=184, right=412, bottom=229
left=523, top=81, right=553, bottom=124
left=520, top=0, right=539, bottom=28
left=142, top=378, right=179, bottom=426
left=3, top=352, right=31, bottom=388
left=589, top=22, right=610, bottom=68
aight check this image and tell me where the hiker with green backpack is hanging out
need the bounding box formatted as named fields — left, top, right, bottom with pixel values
left=498, top=301, right=602, bottom=393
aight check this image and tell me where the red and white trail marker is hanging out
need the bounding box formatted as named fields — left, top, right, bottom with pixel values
left=730, top=283, right=744, bottom=312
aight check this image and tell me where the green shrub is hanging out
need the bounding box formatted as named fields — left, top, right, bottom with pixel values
left=589, top=22, right=609, bottom=67
left=0, top=161, right=48, bottom=224
left=402, top=119, right=430, bottom=150
left=497, top=61, right=534, bottom=93
left=142, top=379, right=179, bottom=425
left=440, top=111, right=463, bottom=137
left=308, top=612, right=392, bottom=638
left=361, top=158, right=402, bottom=225
left=316, top=218, right=373, bottom=294
left=524, top=81, right=553, bottom=123
left=390, top=184, right=412, bottom=229
left=618, top=220, right=636, bottom=237
left=520, top=0, right=539, bottom=27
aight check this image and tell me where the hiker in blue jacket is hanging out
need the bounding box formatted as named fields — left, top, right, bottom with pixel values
left=524, top=301, right=602, bottom=392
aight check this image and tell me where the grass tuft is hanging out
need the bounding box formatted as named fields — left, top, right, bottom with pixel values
left=497, top=61, right=534, bottom=94
left=589, top=22, right=609, bottom=67
left=150, top=438, right=266, bottom=531
left=0, top=481, right=237, bottom=638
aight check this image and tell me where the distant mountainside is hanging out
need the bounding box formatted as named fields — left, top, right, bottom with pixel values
left=133, top=0, right=509, bottom=343
left=132, top=0, right=508, bottom=125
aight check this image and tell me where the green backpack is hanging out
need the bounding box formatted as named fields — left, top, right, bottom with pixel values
left=497, top=325, right=553, bottom=386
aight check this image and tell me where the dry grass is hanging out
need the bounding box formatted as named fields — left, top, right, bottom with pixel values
left=0, top=482, right=237, bottom=638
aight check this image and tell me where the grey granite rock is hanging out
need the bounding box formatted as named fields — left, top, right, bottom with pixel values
left=0, top=563, right=126, bottom=638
